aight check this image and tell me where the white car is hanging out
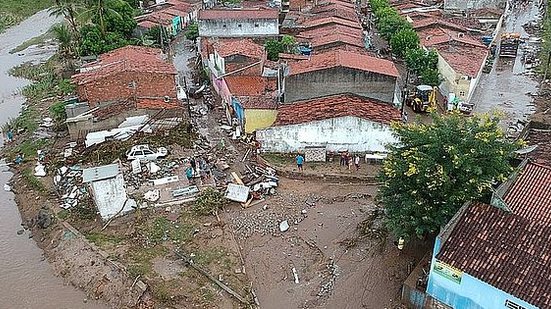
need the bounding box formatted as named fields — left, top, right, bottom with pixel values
left=126, top=145, right=168, bottom=161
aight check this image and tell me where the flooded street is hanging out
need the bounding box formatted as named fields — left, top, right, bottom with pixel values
left=0, top=10, right=105, bottom=309
left=471, top=1, right=541, bottom=130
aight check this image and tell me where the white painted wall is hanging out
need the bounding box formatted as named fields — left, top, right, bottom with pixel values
left=198, top=19, right=279, bottom=37
left=257, top=116, right=397, bottom=153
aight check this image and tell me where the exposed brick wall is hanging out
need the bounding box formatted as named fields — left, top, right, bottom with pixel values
left=224, top=54, right=264, bottom=75
left=92, top=100, right=137, bottom=121
left=284, top=67, right=397, bottom=103
left=77, top=71, right=177, bottom=107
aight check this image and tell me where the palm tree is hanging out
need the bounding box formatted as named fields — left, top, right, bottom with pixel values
left=80, top=0, right=125, bottom=36
left=49, top=0, right=83, bottom=34
left=52, top=24, right=73, bottom=56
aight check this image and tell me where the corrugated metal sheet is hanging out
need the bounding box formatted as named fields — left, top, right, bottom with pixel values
left=91, top=174, right=136, bottom=220
left=82, top=164, right=120, bottom=183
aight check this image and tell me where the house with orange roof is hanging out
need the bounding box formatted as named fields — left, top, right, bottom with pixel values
left=284, top=49, right=401, bottom=104
left=426, top=160, right=551, bottom=309
left=256, top=93, right=401, bottom=152
left=416, top=26, right=489, bottom=103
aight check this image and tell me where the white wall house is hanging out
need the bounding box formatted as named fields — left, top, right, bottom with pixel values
left=198, top=8, right=279, bottom=37
left=257, top=93, right=402, bottom=153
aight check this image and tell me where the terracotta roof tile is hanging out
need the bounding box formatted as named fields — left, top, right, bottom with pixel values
left=417, top=27, right=486, bottom=49
left=298, top=24, right=364, bottom=39
left=413, top=17, right=467, bottom=31
left=236, top=94, right=278, bottom=109
left=289, top=49, right=399, bottom=77
left=437, top=199, right=551, bottom=308
left=274, top=93, right=400, bottom=126
left=214, top=38, right=265, bottom=59
left=311, top=4, right=359, bottom=22
left=310, top=33, right=365, bottom=49
left=435, top=43, right=488, bottom=77
left=72, top=46, right=176, bottom=85
left=503, top=162, right=551, bottom=224
left=225, top=76, right=272, bottom=96
left=198, top=8, right=279, bottom=20
left=303, top=16, right=362, bottom=29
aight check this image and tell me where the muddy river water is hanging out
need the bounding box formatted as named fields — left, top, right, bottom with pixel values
left=0, top=11, right=105, bottom=309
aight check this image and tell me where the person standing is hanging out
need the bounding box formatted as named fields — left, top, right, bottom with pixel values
left=340, top=152, right=346, bottom=167
left=190, top=157, right=196, bottom=174
left=185, top=164, right=194, bottom=184
left=346, top=152, right=352, bottom=171
left=296, top=153, right=304, bottom=172
left=354, top=154, right=360, bottom=171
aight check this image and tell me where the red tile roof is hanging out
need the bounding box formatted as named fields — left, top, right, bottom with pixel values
left=436, top=201, right=551, bottom=308
left=503, top=162, right=551, bottom=224
left=214, top=38, right=265, bottom=59
left=299, top=24, right=364, bottom=39
left=138, top=20, right=158, bottom=29
left=236, top=94, right=278, bottom=109
left=310, top=33, right=365, bottom=49
left=72, top=46, right=176, bottom=85
left=435, top=44, right=488, bottom=77
left=289, top=49, right=399, bottom=77
left=303, top=16, right=362, bottom=29
left=274, top=93, right=400, bottom=126
left=413, top=17, right=467, bottom=32
left=225, top=76, right=271, bottom=96
left=417, top=27, right=486, bottom=48
left=311, top=4, right=359, bottom=22
left=198, top=8, right=279, bottom=20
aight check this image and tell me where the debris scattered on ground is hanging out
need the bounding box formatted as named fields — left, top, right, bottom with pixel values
left=279, top=220, right=290, bottom=232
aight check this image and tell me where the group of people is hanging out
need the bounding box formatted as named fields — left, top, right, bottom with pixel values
left=185, top=156, right=211, bottom=184
left=340, top=152, right=361, bottom=171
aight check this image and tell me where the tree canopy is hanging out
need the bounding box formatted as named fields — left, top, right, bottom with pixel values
left=389, top=28, right=419, bottom=58
left=405, top=49, right=440, bottom=86
left=264, top=35, right=296, bottom=61
left=378, top=112, right=522, bottom=239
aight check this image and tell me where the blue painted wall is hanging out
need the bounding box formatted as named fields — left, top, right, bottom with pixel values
left=172, top=16, right=181, bottom=35
left=426, top=237, right=538, bottom=309
left=231, top=97, right=244, bottom=125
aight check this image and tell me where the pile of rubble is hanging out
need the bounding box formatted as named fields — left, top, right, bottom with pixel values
left=54, top=166, right=88, bottom=209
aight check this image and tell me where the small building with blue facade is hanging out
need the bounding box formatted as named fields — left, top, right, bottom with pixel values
left=425, top=161, right=551, bottom=309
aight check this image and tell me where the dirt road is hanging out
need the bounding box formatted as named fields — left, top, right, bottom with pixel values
left=227, top=179, right=430, bottom=309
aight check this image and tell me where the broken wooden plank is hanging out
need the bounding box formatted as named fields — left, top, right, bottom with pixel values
left=174, top=251, right=250, bottom=305
left=231, top=172, right=244, bottom=185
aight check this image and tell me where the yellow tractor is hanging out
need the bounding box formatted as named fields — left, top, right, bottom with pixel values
left=405, top=85, right=437, bottom=113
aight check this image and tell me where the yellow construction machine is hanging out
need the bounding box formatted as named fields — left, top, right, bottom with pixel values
left=405, top=85, right=437, bottom=113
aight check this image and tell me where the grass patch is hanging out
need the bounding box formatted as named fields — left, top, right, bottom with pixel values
left=145, top=217, right=195, bottom=246
left=262, top=153, right=292, bottom=166
left=10, top=25, right=56, bottom=54
left=127, top=246, right=167, bottom=278
left=194, top=247, right=232, bottom=269
left=86, top=232, right=125, bottom=248
left=57, top=209, right=69, bottom=220
left=0, top=0, right=53, bottom=32
left=8, top=138, right=49, bottom=160
left=21, top=168, right=46, bottom=192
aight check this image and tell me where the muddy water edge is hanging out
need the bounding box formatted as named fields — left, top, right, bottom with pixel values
left=0, top=11, right=106, bottom=309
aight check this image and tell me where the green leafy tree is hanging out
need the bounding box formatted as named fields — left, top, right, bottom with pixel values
left=406, top=48, right=440, bottom=85
left=378, top=112, right=522, bottom=239
left=145, top=26, right=170, bottom=48
left=369, top=0, right=390, bottom=13
left=49, top=0, right=84, bottom=33
left=80, top=0, right=127, bottom=36
left=52, top=24, right=74, bottom=56
left=390, top=28, right=419, bottom=58
left=377, top=14, right=411, bottom=41
left=265, top=39, right=284, bottom=61
left=281, top=35, right=296, bottom=53
left=185, top=22, right=199, bottom=41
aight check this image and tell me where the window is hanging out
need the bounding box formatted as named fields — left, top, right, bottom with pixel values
left=459, top=91, right=466, bottom=97
left=505, top=300, right=527, bottom=309
left=254, top=23, right=259, bottom=27
left=222, top=24, right=226, bottom=28
left=238, top=24, right=242, bottom=27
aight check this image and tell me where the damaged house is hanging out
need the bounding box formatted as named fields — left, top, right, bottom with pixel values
left=200, top=38, right=281, bottom=133
left=257, top=93, right=401, bottom=153
left=69, top=46, right=180, bottom=139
